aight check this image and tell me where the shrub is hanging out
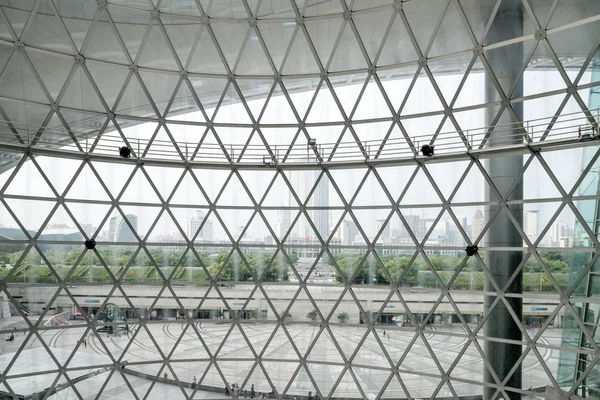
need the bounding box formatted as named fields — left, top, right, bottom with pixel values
left=337, top=312, right=349, bottom=323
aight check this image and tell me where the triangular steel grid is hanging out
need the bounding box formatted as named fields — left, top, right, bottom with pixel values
left=0, top=0, right=599, bottom=399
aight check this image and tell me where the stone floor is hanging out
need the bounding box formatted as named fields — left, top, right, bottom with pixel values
left=0, top=321, right=562, bottom=399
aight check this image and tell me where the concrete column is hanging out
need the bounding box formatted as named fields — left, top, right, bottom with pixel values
left=483, top=1, right=524, bottom=399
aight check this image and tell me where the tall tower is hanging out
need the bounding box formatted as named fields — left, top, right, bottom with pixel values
left=524, top=210, right=539, bottom=240
left=289, top=168, right=329, bottom=240
left=109, top=214, right=137, bottom=242
left=276, top=209, right=291, bottom=239
left=187, top=210, right=213, bottom=242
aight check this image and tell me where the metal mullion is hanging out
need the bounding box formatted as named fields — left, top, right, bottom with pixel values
left=0, top=8, right=18, bottom=41
left=257, top=169, right=282, bottom=205
left=473, top=251, right=505, bottom=295
left=421, top=0, right=452, bottom=58
left=18, top=0, right=41, bottom=42
left=539, top=93, right=572, bottom=141
left=530, top=344, right=564, bottom=394
left=194, top=126, right=233, bottom=163
left=345, top=167, right=370, bottom=206
left=530, top=300, right=567, bottom=344
left=159, top=77, right=184, bottom=119
left=567, top=354, right=600, bottom=398
left=153, top=123, right=186, bottom=161
left=469, top=339, right=510, bottom=398
left=394, top=331, right=421, bottom=367
left=106, top=120, right=138, bottom=158
left=451, top=0, right=478, bottom=48
left=250, top=24, right=279, bottom=75
left=472, top=296, right=502, bottom=337
left=0, top=99, right=26, bottom=144
left=565, top=253, right=600, bottom=302
left=38, top=109, right=84, bottom=152
left=203, top=17, right=233, bottom=75
left=235, top=129, right=260, bottom=163
left=275, top=22, right=302, bottom=73
left=325, top=366, right=352, bottom=400
left=371, top=8, right=397, bottom=66
left=343, top=2, right=376, bottom=69
left=571, top=89, right=599, bottom=126
left=47, top=0, right=79, bottom=54
left=344, top=73, right=370, bottom=122
left=154, top=17, right=184, bottom=73
left=325, top=209, right=349, bottom=247
left=267, top=290, right=307, bottom=360
left=131, top=70, right=164, bottom=120
left=208, top=79, right=233, bottom=122
left=210, top=315, right=239, bottom=358
left=540, top=38, right=574, bottom=87
left=109, top=69, right=134, bottom=112
left=572, top=39, right=600, bottom=87
left=344, top=287, right=392, bottom=368
left=229, top=24, right=253, bottom=75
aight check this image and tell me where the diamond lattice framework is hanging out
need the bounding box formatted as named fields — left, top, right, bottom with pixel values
left=0, top=0, right=599, bottom=399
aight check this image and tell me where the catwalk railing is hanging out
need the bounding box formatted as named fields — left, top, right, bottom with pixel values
left=0, top=108, right=598, bottom=165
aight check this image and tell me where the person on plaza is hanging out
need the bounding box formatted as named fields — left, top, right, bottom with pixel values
left=383, top=330, right=386, bottom=338
left=225, top=384, right=229, bottom=395
left=192, top=376, right=197, bottom=390
left=308, top=391, right=313, bottom=400
left=251, top=384, right=255, bottom=398
left=243, top=389, right=248, bottom=399
left=164, top=372, right=168, bottom=382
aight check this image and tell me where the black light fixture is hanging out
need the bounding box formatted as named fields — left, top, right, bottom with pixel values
left=263, top=155, right=275, bottom=167
left=420, top=144, right=434, bottom=157
left=465, top=245, right=478, bottom=256
left=308, top=138, right=317, bottom=147
left=84, top=239, right=96, bottom=250
left=119, top=146, right=132, bottom=158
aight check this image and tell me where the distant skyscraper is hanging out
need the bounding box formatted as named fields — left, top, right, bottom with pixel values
left=109, top=214, right=138, bottom=242
left=400, top=215, right=421, bottom=239
left=471, top=210, right=484, bottom=241
left=186, top=210, right=213, bottom=242
left=339, top=220, right=358, bottom=246
left=524, top=210, right=539, bottom=240
left=276, top=209, right=291, bottom=239
left=376, top=219, right=390, bottom=239
left=289, top=168, right=329, bottom=239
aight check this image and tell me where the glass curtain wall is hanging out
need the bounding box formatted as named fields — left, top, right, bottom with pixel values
left=0, top=1, right=597, bottom=399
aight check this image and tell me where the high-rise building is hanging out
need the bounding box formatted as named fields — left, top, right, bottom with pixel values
left=289, top=168, right=329, bottom=239
left=109, top=214, right=138, bottom=242
left=376, top=219, right=389, bottom=240
left=399, top=215, right=421, bottom=239
left=471, top=210, right=484, bottom=241
left=186, top=210, right=213, bottom=242
left=524, top=210, right=539, bottom=240
left=275, top=209, right=291, bottom=239
left=339, top=219, right=358, bottom=246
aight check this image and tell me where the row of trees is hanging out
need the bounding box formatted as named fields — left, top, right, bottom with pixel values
left=1, top=246, right=587, bottom=287
left=3, top=247, right=299, bottom=283
left=332, top=251, right=588, bottom=285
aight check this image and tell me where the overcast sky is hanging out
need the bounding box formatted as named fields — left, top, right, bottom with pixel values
left=0, top=70, right=591, bottom=243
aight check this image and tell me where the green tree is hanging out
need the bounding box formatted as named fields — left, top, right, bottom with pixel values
left=307, top=309, right=317, bottom=321
left=337, top=312, right=349, bottom=323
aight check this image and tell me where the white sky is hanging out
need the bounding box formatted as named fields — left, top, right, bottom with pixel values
left=0, top=70, right=592, bottom=244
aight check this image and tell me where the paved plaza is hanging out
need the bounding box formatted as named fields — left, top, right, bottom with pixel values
left=0, top=322, right=561, bottom=399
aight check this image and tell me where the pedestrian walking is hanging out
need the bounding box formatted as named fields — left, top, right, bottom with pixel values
left=383, top=330, right=386, bottom=338
left=164, top=372, right=168, bottom=382
left=225, top=384, right=230, bottom=396
left=308, top=391, right=313, bottom=400
left=251, top=384, right=255, bottom=398
left=192, top=376, right=197, bottom=390
left=244, top=389, right=248, bottom=399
